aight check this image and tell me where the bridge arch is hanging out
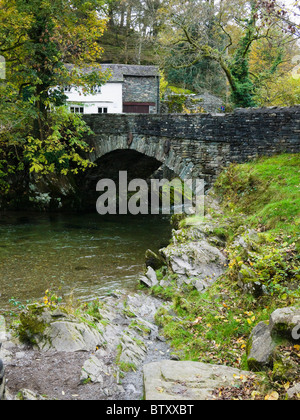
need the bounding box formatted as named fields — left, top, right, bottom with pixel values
left=77, top=144, right=192, bottom=211
left=86, top=133, right=195, bottom=181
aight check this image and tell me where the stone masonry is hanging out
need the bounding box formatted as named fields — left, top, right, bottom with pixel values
left=123, top=76, right=160, bottom=114
left=83, top=106, right=300, bottom=186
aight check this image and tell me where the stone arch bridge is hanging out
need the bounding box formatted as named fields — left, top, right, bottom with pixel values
left=83, top=107, right=300, bottom=187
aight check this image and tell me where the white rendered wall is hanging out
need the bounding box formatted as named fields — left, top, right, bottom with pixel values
left=66, top=82, right=123, bottom=114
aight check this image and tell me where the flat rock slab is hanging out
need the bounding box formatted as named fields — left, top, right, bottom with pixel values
left=143, top=360, right=251, bottom=400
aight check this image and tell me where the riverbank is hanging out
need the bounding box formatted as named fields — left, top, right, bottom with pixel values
left=1, top=153, right=299, bottom=400
left=145, top=153, right=300, bottom=400
left=1, top=290, right=172, bottom=400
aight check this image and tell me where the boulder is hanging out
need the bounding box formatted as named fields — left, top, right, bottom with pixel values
left=145, top=249, right=165, bottom=271
left=0, top=316, right=6, bottom=342
left=161, top=240, right=227, bottom=292
left=18, top=305, right=105, bottom=352
left=247, top=322, right=276, bottom=371
left=269, top=307, right=300, bottom=340
left=40, top=320, right=105, bottom=352
left=81, top=355, right=111, bottom=384
left=0, top=317, right=13, bottom=364
left=126, top=294, right=163, bottom=321
left=287, top=383, right=300, bottom=399
left=140, top=266, right=159, bottom=288
left=247, top=307, right=300, bottom=377
left=143, top=360, right=254, bottom=400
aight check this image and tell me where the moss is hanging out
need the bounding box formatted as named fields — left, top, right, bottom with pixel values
left=272, top=322, right=298, bottom=339
left=272, top=358, right=299, bottom=382
left=18, top=305, right=49, bottom=345
left=214, top=154, right=300, bottom=238
left=129, top=320, right=151, bottom=336
left=83, top=301, right=103, bottom=321
left=118, top=361, right=137, bottom=373
left=154, top=307, right=173, bottom=327
left=123, top=308, right=136, bottom=318
left=79, top=316, right=103, bottom=335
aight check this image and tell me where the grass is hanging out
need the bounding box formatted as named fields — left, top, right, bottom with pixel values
left=214, top=154, right=300, bottom=241
left=154, top=281, right=281, bottom=370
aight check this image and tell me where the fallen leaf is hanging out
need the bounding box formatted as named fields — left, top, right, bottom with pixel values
left=192, top=317, right=203, bottom=325
left=294, top=345, right=300, bottom=351
left=265, top=391, right=279, bottom=401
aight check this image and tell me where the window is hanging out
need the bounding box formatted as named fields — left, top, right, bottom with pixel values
left=98, top=107, right=108, bottom=114
left=64, top=86, right=72, bottom=93
left=70, top=107, right=84, bottom=114
left=92, top=86, right=102, bottom=94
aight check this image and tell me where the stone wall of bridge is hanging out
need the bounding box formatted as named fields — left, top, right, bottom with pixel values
left=83, top=107, right=300, bottom=185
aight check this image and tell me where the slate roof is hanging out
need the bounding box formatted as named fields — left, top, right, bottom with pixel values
left=100, top=64, right=159, bottom=82
left=66, top=63, right=159, bottom=82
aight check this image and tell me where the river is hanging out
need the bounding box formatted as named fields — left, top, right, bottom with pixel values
left=0, top=212, right=171, bottom=311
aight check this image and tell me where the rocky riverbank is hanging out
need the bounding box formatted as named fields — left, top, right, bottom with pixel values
left=0, top=291, right=172, bottom=400
left=2, top=192, right=298, bottom=400
left=140, top=155, right=300, bottom=400
left=1, top=154, right=299, bottom=400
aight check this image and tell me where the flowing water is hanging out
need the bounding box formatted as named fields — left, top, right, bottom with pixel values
left=0, top=212, right=171, bottom=311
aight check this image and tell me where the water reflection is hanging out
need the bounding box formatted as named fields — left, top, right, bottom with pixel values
left=0, top=212, right=171, bottom=311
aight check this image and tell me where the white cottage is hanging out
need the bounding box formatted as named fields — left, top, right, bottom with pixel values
left=65, top=64, right=160, bottom=115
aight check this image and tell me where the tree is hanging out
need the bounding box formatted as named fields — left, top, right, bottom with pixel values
left=0, top=0, right=108, bottom=198
left=100, top=0, right=170, bottom=64
left=258, top=0, right=300, bottom=37
left=159, top=0, right=298, bottom=107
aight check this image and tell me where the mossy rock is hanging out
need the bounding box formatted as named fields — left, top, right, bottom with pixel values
left=246, top=322, right=276, bottom=372
left=272, top=348, right=300, bottom=382
left=18, top=304, right=51, bottom=345
left=145, top=249, right=165, bottom=271
left=171, top=214, right=186, bottom=230
left=269, top=307, right=300, bottom=340
left=17, top=304, right=105, bottom=352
